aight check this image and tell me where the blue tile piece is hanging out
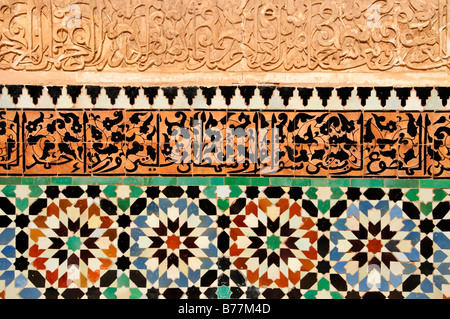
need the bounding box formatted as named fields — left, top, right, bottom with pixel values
left=434, top=233, right=450, bottom=249
left=14, top=274, right=27, bottom=288
left=0, top=228, right=14, bottom=245
left=18, top=288, right=42, bottom=299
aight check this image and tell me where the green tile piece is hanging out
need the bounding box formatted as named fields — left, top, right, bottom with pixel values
left=177, top=177, right=209, bottom=185
left=405, top=189, right=419, bottom=201
left=384, top=179, right=419, bottom=188
left=251, top=178, right=270, bottom=186
left=117, top=274, right=130, bottom=287
left=229, top=186, right=243, bottom=197
left=318, top=200, right=330, bottom=214
left=123, top=177, right=143, bottom=185
left=218, top=199, right=229, bottom=211
left=103, top=186, right=117, bottom=198
left=118, top=198, right=130, bottom=212
left=129, top=288, right=143, bottom=299
left=103, top=288, right=117, bottom=299
left=291, top=179, right=311, bottom=187
left=225, top=177, right=251, bottom=186
left=217, top=285, right=231, bottom=299
left=51, top=177, right=72, bottom=185
left=433, top=189, right=447, bottom=201
left=144, top=177, right=177, bottom=185
left=0, top=177, right=21, bottom=185
left=331, top=187, right=344, bottom=199
left=210, top=177, right=224, bottom=185
left=72, top=177, right=91, bottom=185
left=21, top=177, right=35, bottom=185
left=29, top=185, right=43, bottom=197
left=270, top=178, right=292, bottom=186
left=420, top=179, right=450, bottom=189
left=305, top=187, right=318, bottom=199
left=330, top=292, right=344, bottom=299
left=202, top=186, right=217, bottom=198
left=420, top=202, right=433, bottom=216
left=16, top=198, right=28, bottom=212
left=304, top=290, right=317, bottom=299
left=328, top=179, right=351, bottom=187
left=129, top=186, right=144, bottom=198
left=311, top=179, right=327, bottom=187
left=318, top=278, right=329, bottom=291
left=350, top=179, right=384, bottom=187
left=1, top=185, right=15, bottom=197
left=91, top=177, right=122, bottom=185
left=33, top=177, right=52, bottom=185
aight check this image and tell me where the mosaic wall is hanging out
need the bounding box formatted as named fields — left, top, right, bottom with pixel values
left=0, top=0, right=449, bottom=301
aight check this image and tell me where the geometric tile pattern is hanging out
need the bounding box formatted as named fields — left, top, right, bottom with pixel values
left=3, top=107, right=450, bottom=177
left=0, top=179, right=449, bottom=299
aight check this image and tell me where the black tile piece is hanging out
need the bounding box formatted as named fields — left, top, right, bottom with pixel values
left=117, top=214, right=131, bottom=228
left=67, top=85, right=83, bottom=104
left=317, top=260, right=331, bottom=274
left=402, top=202, right=420, bottom=219
left=287, top=288, right=302, bottom=299
left=199, top=199, right=217, bottom=215
left=336, top=87, right=353, bottom=106
left=15, top=214, right=29, bottom=229
left=432, top=201, right=449, bottom=219
left=437, top=219, right=450, bottom=232
left=0, top=197, right=15, bottom=215
left=316, top=87, right=334, bottom=106
left=124, top=86, right=140, bottom=105
left=29, top=199, right=47, bottom=216
left=204, top=288, right=217, bottom=299
left=414, top=87, right=432, bottom=106
left=162, top=186, right=184, bottom=198
left=15, top=230, right=28, bottom=254
left=245, top=186, right=260, bottom=199
left=436, top=87, right=449, bottom=106
left=317, top=235, right=329, bottom=258
left=218, top=274, right=229, bottom=286
left=230, top=287, right=244, bottom=299
left=146, top=288, right=160, bottom=299
left=230, top=270, right=246, bottom=286
left=345, top=291, right=361, bottom=299
left=85, top=85, right=102, bottom=104
left=216, top=256, right=231, bottom=270
left=230, top=198, right=246, bottom=215
left=44, top=186, right=60, bottom=199
left=162, top=87, right=178, bottom=105
left=388, top=189, right=403, bottom=202
left=262, top=288, right=284, bottom=299
left=25, top=85, right=43, bottom=105
left=356, top=87, right=372, bottom=106
left=105, top=86, right=121, bottom=105
left=118, top=232, right=130, bottom=253
left=239, top=86, right=256, bottom=106
left=219, top=86, right=236, bottom=105
left=363, top=188, right=385, bottom=200
left=87, top=287, right=101, bottom=299
left=61, top=289, right=85, bottom=299
left=44, top=288, right=60, bottom=299
left=374, top=87, right=393, bottom=106
left=142, top=87, right=159, bottom=105
left=288, top=187, right=303, bottom=200
left=330, top=274, right=347, bottom=291
left=200, top=87, right=217, bottom=105
left=0, top=215, right=12, bottom=228
left=5, top=85, right=24, bottom=104
left=259, top=86, right=275, bottom=106
left=217, top=231, right=229, bottom=254
left=61, top=186, right=84, bottom=198
left=419, top=261, right=434, bottom=276
left=277, top=87, right=295, bottom=106
left=402, top=275, right=420, bottom=292
left=297, top=88, right=313, bottom=106
left=86, top=185, right=101, bottom=198
left=388, top=290, right=404, bottom=299
left=246, top=286, right=260, bottom=299
left=100, top=198, right=118, bottom=215
left=130, top=270, right=147, bottom=287
left=182, top=87, right=198, bottom=105
left=116, top=256, right=131, bottom=271
left=145, top=186, right=160, bottom=199
left=28, top=270, right=46, bottom=287
left=47, top=86, right=63, bottom=105
left=330, top=200, right=347, bottom=218
left=362, top=292, right=386, bottom=299
left=419, top=219, right=435, bottom=234
left=301, top=200, right=318, bottom=217
left=200, top=270, right=217, bottom=287
left=263, top=187, right=285, bottom=198
left=13, top=256, right=29, bottom=271
left=130, top=198, right=147, bottom=215
left=186, top=186, right=201, bottom=199
left=217, top=215, right=231, bottom=229
left=394, top=88, right=411, bottom=106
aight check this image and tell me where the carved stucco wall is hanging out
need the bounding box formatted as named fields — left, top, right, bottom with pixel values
left=0, top=0, right=448, bottom=85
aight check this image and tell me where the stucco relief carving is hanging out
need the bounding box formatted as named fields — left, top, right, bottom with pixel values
left=0, top=0, right=447, bottom=72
